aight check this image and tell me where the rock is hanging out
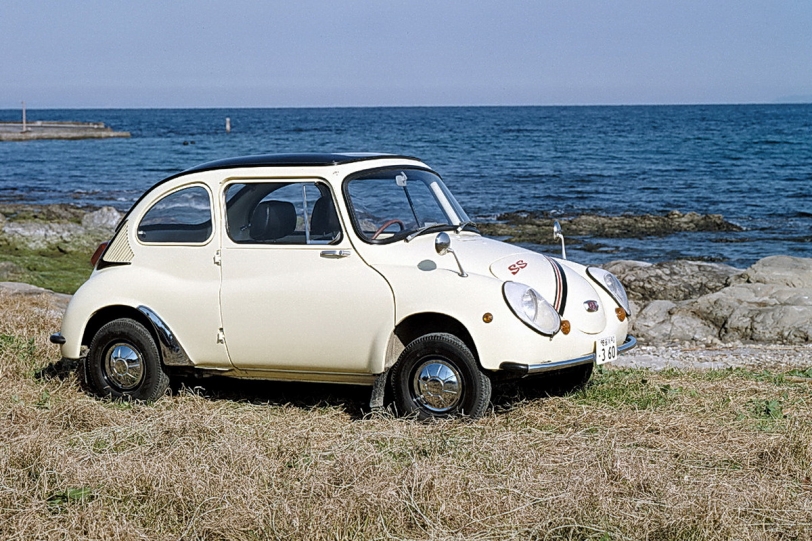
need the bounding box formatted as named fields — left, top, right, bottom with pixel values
left=694, top=282, right=812, bottom=344
left=0, top=203, right=88, bottom=223
left=0, top=204, right=116, bottom=251
left=731, top=255, right=812, bottom=288
left=604, top=259, right=742, bottom=302
left=1, top=220, right=88, bottom=251
left=477, top=210, right=742, bottom=244
left=81, top=206, right=122, bottom=230
left=568, top=210, right=741, bottom=238
left=632, top=299, right=720, bottom=345
left=621, top=256, right=812, bottom=346
left=0, top=281, right=71, bottom=312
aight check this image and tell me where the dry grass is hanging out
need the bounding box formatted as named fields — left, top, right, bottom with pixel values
left=1, top=292, right=811, bottom=540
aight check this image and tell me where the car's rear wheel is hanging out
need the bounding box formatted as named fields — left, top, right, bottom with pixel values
left=86, top=318, right=169, bottom=401
left=391, top=333, right=491, bottom=419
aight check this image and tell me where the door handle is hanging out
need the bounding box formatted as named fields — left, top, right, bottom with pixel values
left=320, top=250, right=351, bottom=259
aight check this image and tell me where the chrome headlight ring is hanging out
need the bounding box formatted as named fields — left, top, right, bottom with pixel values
left=586, top=267, right=631, bottom=316
left=503, top=281, right=562, bottom=336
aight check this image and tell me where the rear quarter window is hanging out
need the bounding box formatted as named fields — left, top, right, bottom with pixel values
left=137, top=186, right=213, bottom=244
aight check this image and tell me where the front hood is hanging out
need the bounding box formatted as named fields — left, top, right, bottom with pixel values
left=362, top=234, right=609, bottom=335
left=489, top=251, right=607, bottom=335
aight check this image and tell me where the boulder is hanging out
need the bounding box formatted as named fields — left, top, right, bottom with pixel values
left=0, top=205, right=118, bottom=252
left=631, top=300, right=720, bottom=345
left=694, top=282, right=812, bottom=344
left=0, top=220, right=88, bottom=251
left=603, top=259, right=742, bottom=302
left=621, top=256, right=812, bottom=346
left=730, top=255, right=812, bottom=288
left=81, top=206, right=122, bottom=230
left=0, top=281, right=71, bottom=312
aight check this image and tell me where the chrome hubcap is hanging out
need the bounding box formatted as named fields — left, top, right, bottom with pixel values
left=412, top=358, right=462, bottom=412
left=104, top=343, right=144, bottom=390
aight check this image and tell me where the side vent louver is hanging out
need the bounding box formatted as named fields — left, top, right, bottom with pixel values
left=103, top=221, right=135, bottom=264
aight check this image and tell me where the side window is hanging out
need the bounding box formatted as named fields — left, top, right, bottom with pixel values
left=225, top=182, right=341, bottom=245
left=137, top=186, right=213, bottom=244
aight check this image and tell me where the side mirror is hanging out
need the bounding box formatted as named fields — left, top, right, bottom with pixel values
left=435, top=231, right=451, bottom=256
left=435, top=232, right=467, bottom=277
left=553, top=220, right=567, bottom=260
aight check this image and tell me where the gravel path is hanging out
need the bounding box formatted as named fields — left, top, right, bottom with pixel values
left=615, top=343, right=812, bottom=372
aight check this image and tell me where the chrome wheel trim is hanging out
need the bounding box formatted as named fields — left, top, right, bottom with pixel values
left=104, top=343, right=144, bottom=391
left=412, top=358, right=462, bottom=413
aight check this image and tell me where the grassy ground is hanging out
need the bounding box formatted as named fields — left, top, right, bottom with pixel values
left=0, top=247, right=93, bottom=294
left=0, top=202, right=100, bottom=293
left=1, top=293, right=811, bottom=540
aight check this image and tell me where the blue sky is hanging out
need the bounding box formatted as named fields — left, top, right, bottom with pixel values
left=2, top=0, right=811, bottom=108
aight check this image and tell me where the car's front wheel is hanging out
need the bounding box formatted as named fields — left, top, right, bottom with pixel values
left=391, top=333, right=491, bottom=419
left=86, top=318, right=169, bottom=401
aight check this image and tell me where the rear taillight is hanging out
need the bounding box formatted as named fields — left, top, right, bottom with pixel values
left=91, top=241, right=109, bottom=267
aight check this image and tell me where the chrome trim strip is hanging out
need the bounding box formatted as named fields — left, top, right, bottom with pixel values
left=500, top=335, right=637, bottom=376
left=136, top=305, right=194, bottom=367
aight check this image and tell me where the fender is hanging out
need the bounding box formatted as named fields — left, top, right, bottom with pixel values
left=137, top=306, right=194, bottom=367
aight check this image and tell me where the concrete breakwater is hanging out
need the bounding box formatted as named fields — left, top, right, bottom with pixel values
left=0, top=121, right=130, bottom=141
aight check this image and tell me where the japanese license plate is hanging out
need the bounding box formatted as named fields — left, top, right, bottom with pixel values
left=595, top=335, right=617, bottom=365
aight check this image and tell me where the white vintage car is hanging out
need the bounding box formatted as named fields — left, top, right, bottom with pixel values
left=52, top=153, right=635, bottom=418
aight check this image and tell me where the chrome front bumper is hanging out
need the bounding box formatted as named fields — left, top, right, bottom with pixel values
left=499, top=335, right=637, bottom=377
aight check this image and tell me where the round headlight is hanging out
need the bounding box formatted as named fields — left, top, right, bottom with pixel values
left=503, top=282, right=561, bottom=336
left=521, top=290, right=538, bottom=320
left=587, top=267, right=631, bottom=315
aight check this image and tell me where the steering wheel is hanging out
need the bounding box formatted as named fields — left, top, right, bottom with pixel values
left=371, top=219, right=405, bottom=240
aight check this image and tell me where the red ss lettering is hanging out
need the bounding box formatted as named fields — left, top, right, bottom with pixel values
left=508, top=260, right=528, bottom=275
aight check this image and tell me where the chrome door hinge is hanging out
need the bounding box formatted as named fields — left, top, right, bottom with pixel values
left=214, top=250, right=221, bottom=266
left=217, top=328, right=225, bottom=344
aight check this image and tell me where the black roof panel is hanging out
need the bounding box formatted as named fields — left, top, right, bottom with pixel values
left=182, top=153, right=421, bottom=175
left=114, top=153, right=424, bottom=233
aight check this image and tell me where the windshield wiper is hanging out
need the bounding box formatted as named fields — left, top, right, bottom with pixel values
left=455, top=221, right=480, bottom=234
left=404, top=223, right=455, bottom=242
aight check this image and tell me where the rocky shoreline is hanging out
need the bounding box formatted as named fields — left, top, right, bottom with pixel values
left=609, top=256, right=812, bottom=346
left=1, top=203, right=810, bottom=362
left=477, top=209, right=742, bottom=245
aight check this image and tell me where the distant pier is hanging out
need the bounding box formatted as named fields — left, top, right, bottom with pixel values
left=0, top=120, right=130, bottom=141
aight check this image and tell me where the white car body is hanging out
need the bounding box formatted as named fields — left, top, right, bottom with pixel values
left=53, top=153, right=635, bottom=418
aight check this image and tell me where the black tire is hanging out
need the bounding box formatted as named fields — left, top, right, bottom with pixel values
left=390, top=333, right=491, bottom=419
left=86, top=318, right=169, bottom=401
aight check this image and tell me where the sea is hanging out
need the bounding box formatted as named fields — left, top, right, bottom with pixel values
left=1, top=105, right=810, bottom=268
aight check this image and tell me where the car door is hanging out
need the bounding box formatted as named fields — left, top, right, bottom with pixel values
left=132, top=184, right=230, bottom=368
left=218, top=179, right=394, bottom=375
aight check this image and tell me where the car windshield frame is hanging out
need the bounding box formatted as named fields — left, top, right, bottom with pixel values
left=342, top=166, right=473, bottom=244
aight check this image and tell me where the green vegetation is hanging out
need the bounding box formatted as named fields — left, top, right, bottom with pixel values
left=0, top=246, right=93, bottom=294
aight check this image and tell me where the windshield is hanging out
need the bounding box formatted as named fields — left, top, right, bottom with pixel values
left=345, top=168, right=472, bottom=242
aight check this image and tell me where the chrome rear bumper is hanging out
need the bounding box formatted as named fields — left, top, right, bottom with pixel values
left=499, top=335, right=637, bottom=377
